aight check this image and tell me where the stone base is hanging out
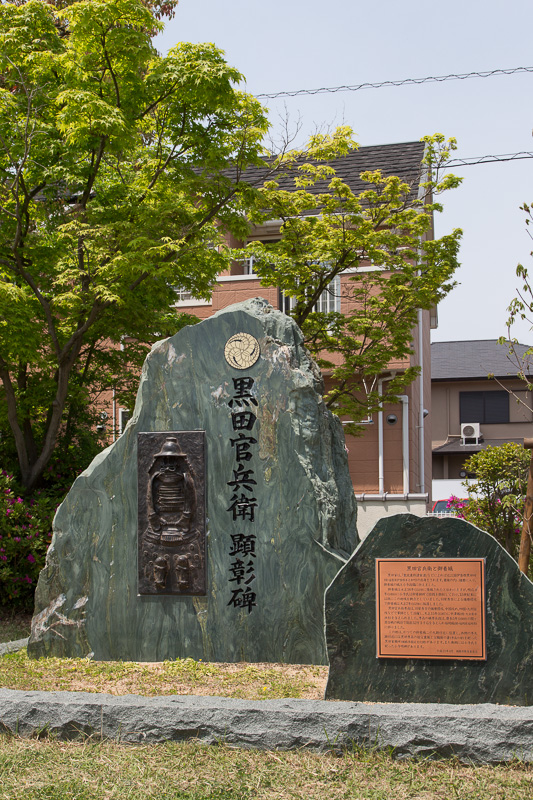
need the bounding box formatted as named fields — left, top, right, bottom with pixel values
left=1, top=688, right=533, bottom=764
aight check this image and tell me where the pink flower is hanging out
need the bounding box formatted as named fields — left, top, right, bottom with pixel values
left=27, top=554, right=35, bottom=563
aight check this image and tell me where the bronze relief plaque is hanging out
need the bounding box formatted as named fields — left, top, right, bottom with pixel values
left=138, top=431, right=206, bottom=596
left=376, top=558, right=486, bottom=660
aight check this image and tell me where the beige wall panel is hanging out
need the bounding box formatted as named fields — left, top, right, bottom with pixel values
left=510, top=390, right=533, bottom=422
left=431, top=385, right=449, bottom=443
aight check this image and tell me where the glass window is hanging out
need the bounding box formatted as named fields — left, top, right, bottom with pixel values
left=282, top=275, right=341, bottom=314
left=119, top=408, right=131, bottom=434
left=243, top=256, right=257, bottom=275
left=174, top=287, right=193, bottom=303
left=315, top=276, right=341, bottom=313
left=459, top=391, right=509, bottom=424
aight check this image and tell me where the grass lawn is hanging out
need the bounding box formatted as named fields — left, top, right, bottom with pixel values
left=1, top=617, right=532, bottom=797
left=0, top=648, right=327, bottom=700
left=0, top=738, right=532, bottom=799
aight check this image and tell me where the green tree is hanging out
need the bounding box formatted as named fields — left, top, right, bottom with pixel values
left=7, top=0, right=179, bottom=21
left=498, top=203, right=533, bottom=575
left=447, top=443, right=530, bottom=563
left=238, top=131, right=462, bottom=429
left=503, top=202, right=533, bottom=384
left=0, top=0, right=269, bottom=488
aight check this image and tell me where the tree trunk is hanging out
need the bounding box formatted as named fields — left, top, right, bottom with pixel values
left=518, top=439, right=533, bottom=575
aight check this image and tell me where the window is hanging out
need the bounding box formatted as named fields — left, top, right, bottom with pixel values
left=119, top=408, right=131, bottom=434
left=314, top=275, right=341, bottom=313
left=282, top=275, right=341, bottom=315
left=173, top=287, right=211, bottom=307
left=459, top=391, right=509, bottom=424
left=239, top=237, right=281, bottom=275
left=242, top=256, right=257, bottom=275
left=174, top=288, right=193, bottom=303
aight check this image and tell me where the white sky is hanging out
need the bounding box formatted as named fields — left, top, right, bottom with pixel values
left=155, top=0, right=533, bottom=346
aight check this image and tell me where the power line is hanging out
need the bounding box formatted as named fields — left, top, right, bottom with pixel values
left=446, top=151, right=533, bottom=167
left=255, top=66, right=533, bottom=99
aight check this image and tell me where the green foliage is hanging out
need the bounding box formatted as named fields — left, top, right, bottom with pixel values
left=503, top=202, right=533, bottom=390
left=5, top=0, right=179, bottom=23
left=0, top=470, right=57, bottom=609
left=447, top=443, right=530, bottom=561
left=238, top=131, right=462, bottom=429
left=0, top=0, right=269, bottom=487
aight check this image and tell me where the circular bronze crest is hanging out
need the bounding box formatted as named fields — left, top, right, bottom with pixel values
left=224, top=333, right=260, bottom=370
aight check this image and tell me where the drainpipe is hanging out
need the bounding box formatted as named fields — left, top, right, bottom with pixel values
left=417, top=145, right=431, bottom=497
left=378, top=381, right=384, bottom=493
left=377, top=373, right=397, bottom=495
left=399, top=395, right=409, bottom=494
left=112, top=387, right=116, bottom=443
left=418, top=308, right=425, bottom=493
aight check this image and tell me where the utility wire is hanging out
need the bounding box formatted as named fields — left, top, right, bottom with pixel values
left=255, top=66, right=533, bottom=99
left=446, top=152, right=533, bottom=167
left=254, top=67, right=533, bottom=169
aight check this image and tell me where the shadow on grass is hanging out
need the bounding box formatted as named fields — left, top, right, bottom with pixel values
left=0, top=605, right=32, bottom=643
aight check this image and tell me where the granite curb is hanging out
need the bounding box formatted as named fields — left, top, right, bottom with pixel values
left=1, top=687, right=533, bottom=763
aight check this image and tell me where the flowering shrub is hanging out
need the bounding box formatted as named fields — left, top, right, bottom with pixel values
left=447, top=492, right=523, bottom=555
left=445, top=443, right=529, bottom=563
left=0, top=470, right=58, bottom=610
left=446, top=496, right=471, bottom=518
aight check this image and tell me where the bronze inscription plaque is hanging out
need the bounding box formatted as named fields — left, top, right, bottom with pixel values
left=376, top=558, right=486, bottom=660
left=138, top=431, right=206, bottom=596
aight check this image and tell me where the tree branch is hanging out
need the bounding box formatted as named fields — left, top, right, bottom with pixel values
left=101, top=33, right=121, bottom=108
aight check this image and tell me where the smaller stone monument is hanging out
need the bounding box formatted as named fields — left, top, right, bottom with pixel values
left=325, top=514, right=533, bottom=705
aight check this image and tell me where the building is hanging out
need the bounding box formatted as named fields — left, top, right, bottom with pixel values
left=173, top=141, right=436, bottom=536
left=432, top=339, right=533, bottom=500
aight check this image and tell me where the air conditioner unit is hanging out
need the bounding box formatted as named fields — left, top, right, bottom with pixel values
left=461, top=422, right=481, bottom=444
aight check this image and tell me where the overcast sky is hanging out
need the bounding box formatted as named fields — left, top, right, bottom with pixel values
left=155, top=0, right=533, bottom=346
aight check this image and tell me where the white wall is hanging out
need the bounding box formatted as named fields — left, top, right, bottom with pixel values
left=356, top=496, right=429, bottom=540
left=432, top=478, right=479, bottom=501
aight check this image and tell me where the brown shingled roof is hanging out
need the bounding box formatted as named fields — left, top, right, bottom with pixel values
left=235, top=140, right=426, bottom=199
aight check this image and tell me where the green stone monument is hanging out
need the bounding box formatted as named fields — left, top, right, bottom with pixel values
left=28, top=298, right=358, bottom=664
left=325, top=514, right=533, bottom=705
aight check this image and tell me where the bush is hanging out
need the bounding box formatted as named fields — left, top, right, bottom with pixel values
left=0, top=409, right=106, bottom=610
left=0, top=471, right=58, bottom=610
left=446, top=442, right=530, bottom=562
